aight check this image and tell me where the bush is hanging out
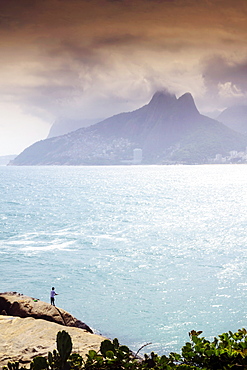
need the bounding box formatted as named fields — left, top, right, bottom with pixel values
left=3, top=328, right=247, bottom=370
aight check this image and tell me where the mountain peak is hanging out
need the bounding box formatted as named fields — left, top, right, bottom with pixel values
left=148, top=90, right=177, bottom=109
left=10, top=88, right=247, bottom=166
left=177, top=92, right=199, bottom=115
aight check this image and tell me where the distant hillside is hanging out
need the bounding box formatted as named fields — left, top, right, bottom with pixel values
left=10, top=91, right=247, bottom=165
left=217, top=105, right=247, bottom=134
left=48, top=118, right=103, bottom=138
left=0, top=155, right=16, bottom=165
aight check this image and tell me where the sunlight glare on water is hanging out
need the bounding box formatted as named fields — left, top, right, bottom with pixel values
left=0, top=164, right=247, bottom=355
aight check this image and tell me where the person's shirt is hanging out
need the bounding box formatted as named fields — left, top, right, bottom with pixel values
left=50, top=290, right=56, bottom=298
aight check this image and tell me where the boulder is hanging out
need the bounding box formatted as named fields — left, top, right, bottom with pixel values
left=0, top=315, right=106, bottom=366
left=0, top=292, right=92, bottom=333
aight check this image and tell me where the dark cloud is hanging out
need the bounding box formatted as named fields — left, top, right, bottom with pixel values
left=0, top=14, right=13, bottom=29
left=0, top=0, right=41, bottom=29
left=46, top=41, right=102, bottom=65
left=203, top=55, right=247, bottom=92
left=0, top=0, right=247, bottom=154
left=93, top=34, right=144, bottom=47
left=194, top=55, right=247, bottom=111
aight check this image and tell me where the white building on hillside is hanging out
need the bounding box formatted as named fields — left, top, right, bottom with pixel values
left=133, top=148, right=143, bottom=164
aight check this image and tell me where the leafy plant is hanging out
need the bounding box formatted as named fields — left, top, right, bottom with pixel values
left=56, top=331, right=73, bottom=369
left=30, top=331, right=73, bottom=370
left=83, top=337, right=139, bottom=370
left=30, top=357, right=48, bottom=370
left=4, top=362, right=20, bottom=370
left=179, top=328, right=247, bottom=369
left=3, top=329, right=247, bottom=370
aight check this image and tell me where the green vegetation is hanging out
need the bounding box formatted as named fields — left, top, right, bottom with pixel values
left=3, top=329, right=247, bottom=370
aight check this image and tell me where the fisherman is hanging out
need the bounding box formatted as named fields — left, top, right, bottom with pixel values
left=50, top=287, right=58, bottom=306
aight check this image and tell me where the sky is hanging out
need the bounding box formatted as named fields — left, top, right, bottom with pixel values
left=0, top=0, right=247, bottom=156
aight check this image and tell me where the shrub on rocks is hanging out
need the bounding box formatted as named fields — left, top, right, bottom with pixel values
left=3, top=328, right=247, bottom=370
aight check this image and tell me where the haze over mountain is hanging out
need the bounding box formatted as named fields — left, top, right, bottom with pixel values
left=48, top=118, right=103, bottom=138
left=10, top=91, right=247, bottom=166
left=217, top=106, right=247, bottom=134
left=1, top=1, right=247, bottom=156
left=47, top=118, right=102, bottom=139
left=0, top=155, right=16, bottom=166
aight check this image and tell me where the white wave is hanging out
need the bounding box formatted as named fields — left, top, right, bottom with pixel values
left=19, top=241, right=76, bottom=252
left=88, top=234, right=128, bottom=242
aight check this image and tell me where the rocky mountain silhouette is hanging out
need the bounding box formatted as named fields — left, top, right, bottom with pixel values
left=10, top=91, right=247, bottom=165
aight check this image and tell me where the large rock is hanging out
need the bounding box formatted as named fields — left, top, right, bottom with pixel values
left=0, top=292, right=93, bottom=333
left=0, top=315, right=106, bottom=365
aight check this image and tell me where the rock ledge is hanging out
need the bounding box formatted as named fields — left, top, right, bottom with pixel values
left=0, top=292, right=106, bottom=366
left=0, top=292, right=92, bottom=333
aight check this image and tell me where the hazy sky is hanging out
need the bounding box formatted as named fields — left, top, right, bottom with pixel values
left=1, top=0, right=247, bottom=155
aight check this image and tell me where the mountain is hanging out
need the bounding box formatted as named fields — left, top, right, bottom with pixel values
left=48, top=117, right=102, bottom=138
left=0, top=154, right=16, bottom=165
left=217, top=105, right=247, bottom=134
left=9, top=91, right=247, bottom=165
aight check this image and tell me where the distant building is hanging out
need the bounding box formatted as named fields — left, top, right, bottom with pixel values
left=133, top=148, right=143, bottom=164
left=229, top=150, right=238, bottom=158
left=214, top=154, right=223, bottom=163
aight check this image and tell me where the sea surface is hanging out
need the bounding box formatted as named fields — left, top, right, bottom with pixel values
left=1, top=165, right=247, bottom=355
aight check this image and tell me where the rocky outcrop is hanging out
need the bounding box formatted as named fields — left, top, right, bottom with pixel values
left=0, top=315, right=106, bottom=366
left=0, top=292, right=92, bottom=333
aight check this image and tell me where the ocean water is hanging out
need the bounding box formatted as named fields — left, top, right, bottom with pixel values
left=1, top=164, right=247, bottom=355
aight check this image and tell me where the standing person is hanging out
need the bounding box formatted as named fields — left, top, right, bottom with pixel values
left=50, top=287, right=58, bottom=306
